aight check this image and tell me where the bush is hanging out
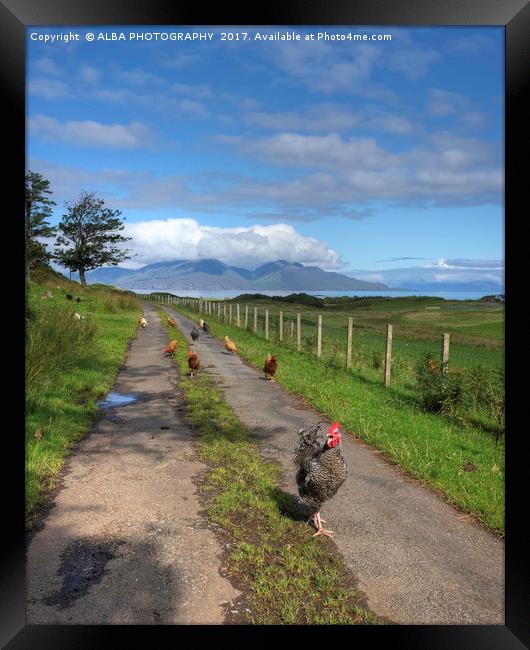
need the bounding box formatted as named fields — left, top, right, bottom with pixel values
left=26, top=303, right=98, bottom=412
left=415, top=355, right=504, bottom=434
left=415, top=354, right=463, bottom=415
left=461, top=365, right=505, bottom=430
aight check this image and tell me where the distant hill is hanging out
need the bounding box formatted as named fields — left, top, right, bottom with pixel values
left=85, top=259, right=389, bottom=291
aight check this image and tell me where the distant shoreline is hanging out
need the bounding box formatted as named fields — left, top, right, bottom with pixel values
left=125, top=288, right=504, bottom=302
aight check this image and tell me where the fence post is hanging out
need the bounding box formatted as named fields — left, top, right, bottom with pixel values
left=229, top=304, right=232, bottom=325
left=236, top=304, right=240, bottom=327
left=265, top=309, right=269, bottom=339
left=384, top=324, right=393, bottom=387
left=441, top=333, right=450, bottom=374
left=317, top=315, right=322, bottom=358
left=218, top=303, right=221, bottom=320
left=253, top=307, right=258, bottom=332
left=297, top=313, right=301, bottom=352
left=223, top=304, right=227, bottom=321
left=279, top=311, right=283, bottom=341
left=290, top=321, right=294, bottom=343
left=347, top=317, right=353, bottom=369
left=245, top=305, right=248, bottom=329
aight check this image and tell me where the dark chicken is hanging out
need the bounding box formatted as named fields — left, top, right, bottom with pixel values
left=187, top=349, right=200, bottom=377
left=200, top=319, right=210, bottom=334
left=294, top=421, right=348, bottom=537
left=190, top=325, right=201, bottom=345
left=263, top=354, right=278, bottom=381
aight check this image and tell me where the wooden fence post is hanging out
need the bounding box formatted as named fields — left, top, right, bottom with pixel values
left=317, top=315, right=322, bottom=358
left=245, top=305, right=248, bottom=329
left=265, top=310, right=269, bottom=339
left=253, top=307, right=258, bottom=332
left=223, top=304, right=227, bottom=321
left=279, top=311, right=283, bottom=341
left=384, top=324, right=393, bottom=387
left=229, top=304, right=232, bottom=325
left=347, top=317, right=353, bottom=369
left=297, top=313, right=301, bottom=352
left=236, top=304, right=240, bottom=327
left=441, top=333, right=450, bottom=374
left=218, top=303, right=221, bottom=320
left=290, top=321, right=294, bottom=343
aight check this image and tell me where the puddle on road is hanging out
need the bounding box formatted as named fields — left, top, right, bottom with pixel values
left=97, top=391, right=138, bottom=409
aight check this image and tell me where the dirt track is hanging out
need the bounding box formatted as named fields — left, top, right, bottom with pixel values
left=167, top=305, right=504, bottom=625
left=26, top=303, right=240, bottom=624
left=26, top=302, right=504, bottom=625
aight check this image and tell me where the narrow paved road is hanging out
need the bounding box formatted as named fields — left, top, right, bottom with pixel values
left=167, top=305, right=504, bottom=625
left=26, top=303, right=240, bottom=624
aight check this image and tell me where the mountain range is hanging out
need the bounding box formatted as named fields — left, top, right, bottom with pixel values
left=84, top=259, right=389, bottom=291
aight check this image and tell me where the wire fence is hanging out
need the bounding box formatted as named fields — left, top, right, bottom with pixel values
left=133, top=293, right=503, bottom=390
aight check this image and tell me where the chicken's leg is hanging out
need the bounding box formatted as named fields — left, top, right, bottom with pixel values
left=312, top=512, right=334, bottom=537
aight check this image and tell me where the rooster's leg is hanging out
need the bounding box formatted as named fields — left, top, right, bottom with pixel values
left=312, top=512, right=333, bottom=537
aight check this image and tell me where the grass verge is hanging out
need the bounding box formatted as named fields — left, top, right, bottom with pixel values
left=167, top=303, right=504, bottom=534
left=25, top=270, right=140, bottom=527
left=159, top=309, right=381, bottom=625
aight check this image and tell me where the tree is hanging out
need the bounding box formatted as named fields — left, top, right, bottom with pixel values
left=53, top=191, right=132, bottom=286
left=25, top=171, right=56, bottom=284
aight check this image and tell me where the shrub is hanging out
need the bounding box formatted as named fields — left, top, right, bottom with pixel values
left=415, top=355, right=504, bottom=435
left=415, top=354, right=463, bottom=415
left=461, top=365, right=505, bottom=430
left=26, top=303, right=98, bottom=412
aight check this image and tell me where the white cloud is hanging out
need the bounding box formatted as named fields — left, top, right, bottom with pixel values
left=29, top=77, right=71, bottom=100
left=79, top=65, right=100, bottom=85
left=122, top=219, right=342, bottom=270
left=177, top=99, right=210, bottom=117
left=448, top=33, right=493, bottom=55
left=427, top=89, right=486, bottom=129
left=270, top=39, right=393, bottom=99
left=219, top=131, right=502, bottom=206
left=34, top=57, right=61, bottom=76
left=28, top=114, right=152, bottom=149
left=243, top=104, right=414, bottom=135
left=428, top=258, right=504, bottom=270
left=349, top=259, right=504, bottom=288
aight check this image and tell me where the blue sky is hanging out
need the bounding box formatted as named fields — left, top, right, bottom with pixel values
left=27, top=26, right=504, bottom=288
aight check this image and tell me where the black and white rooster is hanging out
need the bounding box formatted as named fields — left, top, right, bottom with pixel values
left=294, top=421, right=348, bottom=537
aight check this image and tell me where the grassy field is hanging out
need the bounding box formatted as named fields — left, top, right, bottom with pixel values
left=160, top=296, right=504, bottom=533
left=25, top=268, right=140, bottom=526
left=159, top=309, right=381, bottom=624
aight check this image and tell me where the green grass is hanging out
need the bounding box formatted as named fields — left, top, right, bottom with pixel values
left=159, top=309, right=381, bottom=625
left=165, top=300, right=504, bottom=534
left=25, top=269, right=140, bottom=526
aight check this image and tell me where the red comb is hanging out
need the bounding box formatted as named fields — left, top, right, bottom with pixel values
left=327, top=422, right=340, bottom=434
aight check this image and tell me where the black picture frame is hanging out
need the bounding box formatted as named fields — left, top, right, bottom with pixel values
left=6, top=0, right=528, bottom=647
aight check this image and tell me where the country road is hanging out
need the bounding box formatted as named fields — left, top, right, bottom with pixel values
left=165, top=303, right=504, bottom=625
left=26, top=301, right=504, bottom=625
left=26, top=302, right=240, bottom=624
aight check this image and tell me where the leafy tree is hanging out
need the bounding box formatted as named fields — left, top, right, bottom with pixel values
left=25, top=171, right=57, bottom=284
left=54, top=191, right=132, bottom=286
